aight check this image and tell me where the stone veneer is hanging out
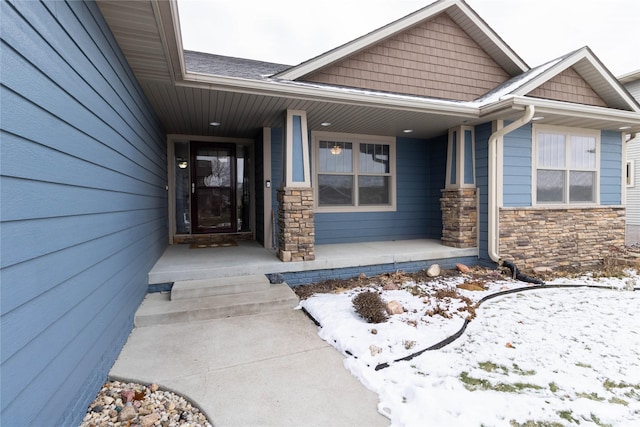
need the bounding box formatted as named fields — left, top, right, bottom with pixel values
left=277, top=187, right=315, bottom=262
left=440, top=188, right=477, bottom=248
left=499, top=206, right=625, bottom=269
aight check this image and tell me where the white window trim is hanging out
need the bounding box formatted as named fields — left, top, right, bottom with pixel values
left=311, top=131, right=396, bottom=213
left=626, top=159, right=635, bottom=188
left=532, top=124, right=600, bottom=206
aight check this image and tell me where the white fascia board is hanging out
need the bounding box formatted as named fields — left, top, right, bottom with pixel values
left=274, top=0, right=456, bottom=81
left=510, top=49, right=589, bottom=98
left=511, top=49, right=640, bottom=113
left=451, top=1, right=528, bottom=74
left=180, top=71, right=479, bottom=117
left=618, top=70, right=640, bottom=84
left=511, top=96, right=640, bottom=126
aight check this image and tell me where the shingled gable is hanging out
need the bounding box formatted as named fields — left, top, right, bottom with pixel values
left=499, top=47, right=640, bottom=112
left=273, top=0, right=528, bottom=102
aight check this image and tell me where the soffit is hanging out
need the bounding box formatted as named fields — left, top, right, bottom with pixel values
left=141, top=81, right=473, bottom=139
left=96, top=0, right=175, bottom=82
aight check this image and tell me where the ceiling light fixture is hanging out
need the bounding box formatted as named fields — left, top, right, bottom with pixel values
left=403, top=129, right=413, bottom=133
left=619, top=126, right=631, bottom=130
left=531, top=116, right=545, bottom=121
left=330, top=144, right=342, bottom=155
left=209, top=121, right=221, bottom=126
left=321, top=122, right=332, bottom=127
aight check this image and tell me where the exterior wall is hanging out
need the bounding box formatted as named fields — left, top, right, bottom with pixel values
left=314, top=135, right=447, bottom=244
left=478, top=122, right=625, bottom=265
left=303, top=13, right=510, bottom=101
left=623, top=79, right=640, bottom=242
left=600, top=130, right=623, bottom=205
left=627, top=136, right=640, bottom=241
left=475, top=122, right=492, bottom=263
left=502, top=124, right=533, bottom=206
left=0, top=1, right=167, bottom=426
left=499, top=207, right=625, bottom=269
left=255, top=132, right=265, bottom=245
left=526, top=67, right=607, bottom=107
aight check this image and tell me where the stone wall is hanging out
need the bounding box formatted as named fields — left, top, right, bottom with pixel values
left=499, top=206, right=625, bottom=269
left=277, top=187, right=315, bottom=262
left=440, top=188, right=477, bottom=248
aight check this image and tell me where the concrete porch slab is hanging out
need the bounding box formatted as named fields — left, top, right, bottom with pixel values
left=148, top=239, right=478, bottom=284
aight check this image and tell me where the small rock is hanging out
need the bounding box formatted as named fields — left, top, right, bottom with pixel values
left=427, top=264, right=441, bottom=277
left=121, top=390, right=135, bottom=403
left=382, top=282, right=399, bottom=291
left=108, top=409, right=118, bottom=419
left=358, top=272, right=367, bottom=280
left=133, top=400, right=142, bottom=408
left=370, top=328, right=378, bottom=335
left=456, top=263, right=470, bottom=274
left=141, top=412, right=161, bottom=427
left=385, top=300, right=404, bottom=315
left=148, top=383, right=159, bottom=393
left=103, top=396, right=114, bottom=405
left=165, top=401, right=176, bottom=411
left=369, top=344, right=383, bottom=356
left=90, top=405, right=103, bottom=413
left=118, top=405, right=137, bottom=422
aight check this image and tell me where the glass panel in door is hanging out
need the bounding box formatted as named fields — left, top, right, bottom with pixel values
left=191, top=143, right=236, bottom=233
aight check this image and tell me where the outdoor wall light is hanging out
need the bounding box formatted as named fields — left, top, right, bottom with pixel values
left=330, top=144, right=342, bottom=155
left=177, top=160, right=188, bottom=169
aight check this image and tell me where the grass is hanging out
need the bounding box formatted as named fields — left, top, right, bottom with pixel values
left=460, top=372, right=543, bottom=393
left=576, top=391, right=605, bottom=401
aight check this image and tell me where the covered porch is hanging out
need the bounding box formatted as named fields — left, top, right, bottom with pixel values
left=148, top=239, right=478, bottom=286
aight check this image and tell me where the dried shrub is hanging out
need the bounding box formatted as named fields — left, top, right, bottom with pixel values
left=352, top=291, right=388, bottom=323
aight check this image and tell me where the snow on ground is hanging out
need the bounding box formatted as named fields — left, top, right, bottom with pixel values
left=300, top=271, right=640, bottom=426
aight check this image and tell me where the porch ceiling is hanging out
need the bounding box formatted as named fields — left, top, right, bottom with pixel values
left=142, top=81, right=474, bottom=139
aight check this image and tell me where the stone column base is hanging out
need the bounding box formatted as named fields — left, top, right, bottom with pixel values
left=440, top=188, right=477, bottom=248
left=277, top=187, right=315, bottom=262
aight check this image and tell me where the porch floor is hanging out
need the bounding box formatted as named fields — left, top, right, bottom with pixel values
left=149, top=239, right=478, bottom=284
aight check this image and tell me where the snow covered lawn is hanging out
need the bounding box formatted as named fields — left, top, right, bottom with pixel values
left=300, top=271, right=640, bottom=426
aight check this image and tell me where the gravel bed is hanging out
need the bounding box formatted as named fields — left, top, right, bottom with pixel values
left=80, top=380, right=212, bottom=427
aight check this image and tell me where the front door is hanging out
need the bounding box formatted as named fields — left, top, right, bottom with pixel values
left=191, top=142, right=236, bottom=233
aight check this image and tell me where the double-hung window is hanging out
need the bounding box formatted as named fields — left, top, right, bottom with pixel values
left=313, top=132, right=396, bottom=212
left=534, top=126, right=599, bottom=204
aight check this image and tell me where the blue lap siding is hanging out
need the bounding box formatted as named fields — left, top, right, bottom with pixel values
left=475, top=122, right=491, bottom=265
left=0, top=1, right=167, bottom=425
left=600, top=130, right=622, bottom=205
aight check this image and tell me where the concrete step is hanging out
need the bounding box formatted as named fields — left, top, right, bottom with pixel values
left=135, top=283, right=299, bottom=327
left=170, top=274, right=270, bottom=301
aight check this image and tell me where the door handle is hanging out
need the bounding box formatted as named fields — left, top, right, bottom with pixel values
left=192, top=183, right=195, bottom=194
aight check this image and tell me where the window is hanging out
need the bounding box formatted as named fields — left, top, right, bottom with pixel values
left=313, top=132, right=396, bottom=212
left=534, top=126, right=599, bottom=204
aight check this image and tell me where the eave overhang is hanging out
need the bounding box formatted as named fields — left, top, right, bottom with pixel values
left=479, top=96, right=640, bottom=134
left=181, top=71, right=478, bottom=118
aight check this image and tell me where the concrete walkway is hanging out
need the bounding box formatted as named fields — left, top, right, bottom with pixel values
left=110, top=309, right=389, bottom=426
